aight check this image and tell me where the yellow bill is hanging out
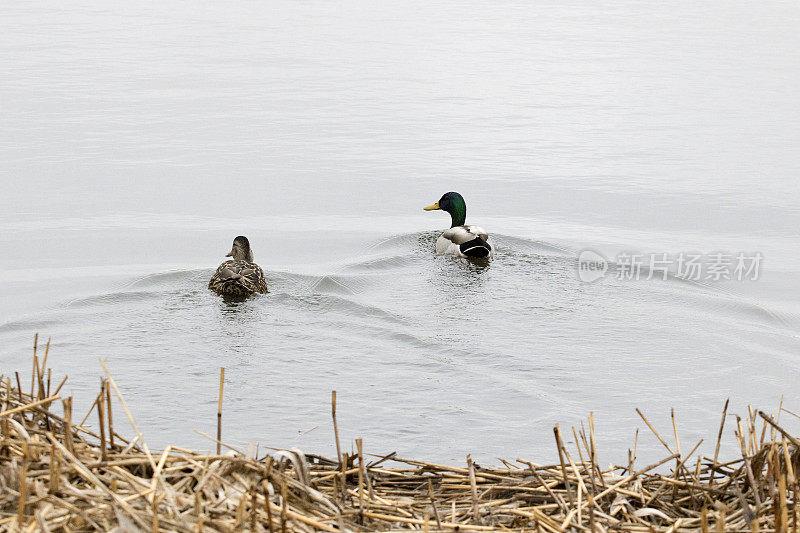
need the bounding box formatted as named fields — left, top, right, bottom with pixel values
left=423, top=202, right=440, bottom=211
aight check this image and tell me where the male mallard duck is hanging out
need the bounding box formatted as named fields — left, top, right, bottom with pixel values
left=208, top=236, right=268, bottom=297
left=423, top=192, right=494, bottom=258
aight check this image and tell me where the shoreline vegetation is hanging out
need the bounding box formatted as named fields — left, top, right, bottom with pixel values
left=1, top=337, right=798, bottom=531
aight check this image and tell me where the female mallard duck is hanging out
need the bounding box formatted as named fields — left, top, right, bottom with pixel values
left=208, top=236, right=268, bottom=297
left=423, top=192, right=494, bottom=258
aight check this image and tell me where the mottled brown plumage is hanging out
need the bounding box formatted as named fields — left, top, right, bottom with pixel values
left=208, top=236, right=268, bottom=297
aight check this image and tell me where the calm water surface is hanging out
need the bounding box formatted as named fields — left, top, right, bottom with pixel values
left=1, top=1, right=799, bottom=465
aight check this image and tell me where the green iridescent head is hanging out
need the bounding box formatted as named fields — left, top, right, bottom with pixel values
left=423, top=191, right=467, bottom=227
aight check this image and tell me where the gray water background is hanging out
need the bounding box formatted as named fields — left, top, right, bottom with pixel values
left=2, top=1, right=799, bottom=466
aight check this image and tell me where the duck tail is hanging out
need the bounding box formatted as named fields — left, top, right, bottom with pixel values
left=210, top=278, right=253, bottom=297
left=459, top=237, right=491, bottom=258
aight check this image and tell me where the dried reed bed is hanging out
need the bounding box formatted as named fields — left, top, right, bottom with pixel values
left=2, top=337, right=799, bottom=532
